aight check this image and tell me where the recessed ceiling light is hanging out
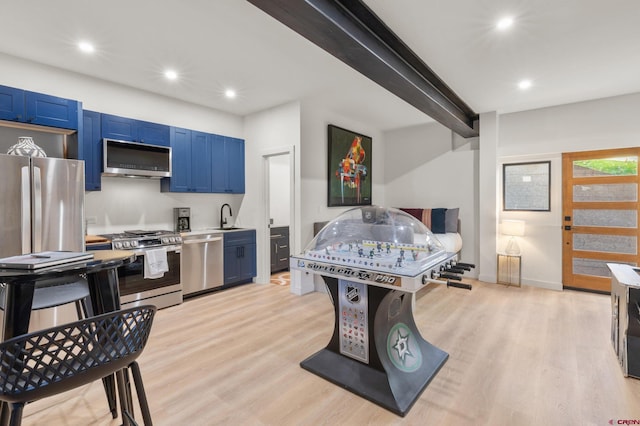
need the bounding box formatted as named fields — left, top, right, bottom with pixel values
left=518, top=79, right=532, bottom=90
left=496, top=16, right=514, bottom=31
left=78, top=41, right=95, bottom=54
left=164, top=70, right=178, bottom=81
left=225, top=89, right=237, bottom=99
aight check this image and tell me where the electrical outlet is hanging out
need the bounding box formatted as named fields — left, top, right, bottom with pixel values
left=86, top=216, right=97, bottom=225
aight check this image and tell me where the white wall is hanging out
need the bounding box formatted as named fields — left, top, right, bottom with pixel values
left=242, top=101, right=301, bottom=285
left=497, top=92, right=640, bottom=289
left=383, top=121, right=479, bottom=274
left=478, top=112, right=499, bottom=283
left=86, top=178, right=244, bottom=234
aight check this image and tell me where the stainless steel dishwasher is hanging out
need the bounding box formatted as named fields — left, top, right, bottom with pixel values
left=181, top=232, right=224, bottom=297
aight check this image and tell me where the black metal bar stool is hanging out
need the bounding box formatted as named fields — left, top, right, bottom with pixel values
left=0, top=276, right=92, bottom=337
left=0, top=305, right=156, bottom=426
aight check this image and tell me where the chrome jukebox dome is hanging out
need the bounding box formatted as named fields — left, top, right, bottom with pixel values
left=300, top=206, right=446, bottom=276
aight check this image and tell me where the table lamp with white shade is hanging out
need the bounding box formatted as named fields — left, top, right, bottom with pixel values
left=501, top=220, right=525, bottom=255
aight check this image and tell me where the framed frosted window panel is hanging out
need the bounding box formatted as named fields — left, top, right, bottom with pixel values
left=503, top=161, right=551, bottom=211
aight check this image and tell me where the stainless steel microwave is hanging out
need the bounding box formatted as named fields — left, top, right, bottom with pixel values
left=102, top=139, right=172, bottom=178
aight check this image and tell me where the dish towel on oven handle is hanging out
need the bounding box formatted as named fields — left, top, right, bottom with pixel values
left=144, top=247, right=169, bottom=279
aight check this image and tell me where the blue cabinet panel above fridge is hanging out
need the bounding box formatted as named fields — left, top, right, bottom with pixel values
left=0, top=85, right=79, bottom=130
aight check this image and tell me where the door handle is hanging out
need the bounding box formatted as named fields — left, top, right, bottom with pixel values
left=20, top=166, right=31, bottom=254
left=33, top=166, right=42, bottom=252
left=183, top=237, right=222, bottom=245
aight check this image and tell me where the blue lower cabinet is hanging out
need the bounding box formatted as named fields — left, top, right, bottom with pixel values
left=223, top=230, right=256, bottom=286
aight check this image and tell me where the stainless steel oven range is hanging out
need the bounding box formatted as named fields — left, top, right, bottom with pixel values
left=101, top=230, right=182, bottom=309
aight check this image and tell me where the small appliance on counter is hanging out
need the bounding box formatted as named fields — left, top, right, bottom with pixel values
left=174, top=207, right=191, bottom=232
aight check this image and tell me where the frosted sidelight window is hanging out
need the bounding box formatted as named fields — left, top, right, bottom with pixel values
left=573, top=183, right=637, bottom=202
left=573, top=258, right=636, bottom=278
left=573, top=209, right=637, bottom=228
left=503, top=161, right=550, bottom=211
left=573, top=234, right=637, bottom=254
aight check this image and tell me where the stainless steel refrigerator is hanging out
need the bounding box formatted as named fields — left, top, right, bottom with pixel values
left=0, top=153, right=84, bottom=257
left=0, top=153, right=85, bottom=330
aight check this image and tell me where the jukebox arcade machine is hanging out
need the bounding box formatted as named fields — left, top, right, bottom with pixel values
left=291, top=206, right=473, bottom=416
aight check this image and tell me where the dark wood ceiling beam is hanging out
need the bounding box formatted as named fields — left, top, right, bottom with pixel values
left=247, top=0, right=479, bottom=137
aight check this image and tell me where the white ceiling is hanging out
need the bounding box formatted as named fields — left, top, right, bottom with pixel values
left=1, top=0, right=639, bottom=132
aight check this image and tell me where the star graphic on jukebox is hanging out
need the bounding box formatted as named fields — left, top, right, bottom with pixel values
left=387, top=322, right=422, bottom=372
left=392, top=329, right=413, bottom=365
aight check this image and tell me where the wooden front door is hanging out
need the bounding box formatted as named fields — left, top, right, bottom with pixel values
left=562, top=148, right=640, bottom=292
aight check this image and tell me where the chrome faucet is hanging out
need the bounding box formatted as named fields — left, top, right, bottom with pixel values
left=220, top=203, right=232, bottom=229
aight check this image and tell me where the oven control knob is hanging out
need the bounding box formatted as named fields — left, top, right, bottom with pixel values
left=162, top=237, right=169, bottom=244
left=169, top=237, right=176, bottom=243
left=123, top=241, right=131, bottom=248
left=114, top=242, right=122, bottom=249
left=132, top=241, right=138, bottom=247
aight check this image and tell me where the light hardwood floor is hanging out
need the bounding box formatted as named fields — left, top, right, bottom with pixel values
left=22, top=280, right=640, bottom=425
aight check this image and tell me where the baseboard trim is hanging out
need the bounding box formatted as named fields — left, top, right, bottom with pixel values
left=521, top=278, right=562, bottom=291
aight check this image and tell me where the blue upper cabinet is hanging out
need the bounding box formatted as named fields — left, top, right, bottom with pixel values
left=163, top=128, right=244, bottom=194
left=211, top=135, right=227, bottom=193
left=0, top=86, right=25, bottom=121
left=137, top=120, right=170, bottom=146
left=161, top=127, right=211, bottom=193
left=101, top=114, right=137, bottom=141
left=24, top=91, right=79, bottom=129
left=101, top=113, right=169, bottom=146
left=191, top=131, right=212, bottom=192
left=164, top=127, right=190, bottom=192
left=225, top=137, right=245, bottom=194
left=81, top=110, right=102, bottom=191
left=0, top=85, right=79, bottom=130
left=212, top=135, right=245, bottom=194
